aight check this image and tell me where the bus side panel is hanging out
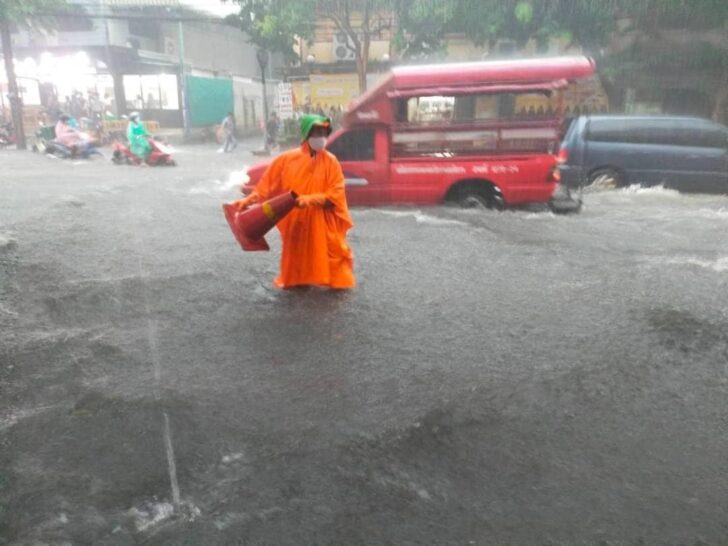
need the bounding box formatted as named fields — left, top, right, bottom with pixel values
left=339, top=128, right=391, bottom=206
left=387, top=155, right=557, bottom=205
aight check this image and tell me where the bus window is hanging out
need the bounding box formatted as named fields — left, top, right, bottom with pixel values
left=327, top=129, right=375, bottom=162
left=405, top=96, right=456, bottom=124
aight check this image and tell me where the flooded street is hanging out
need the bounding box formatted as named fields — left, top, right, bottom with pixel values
left=1, top=146, right=728, bottom=545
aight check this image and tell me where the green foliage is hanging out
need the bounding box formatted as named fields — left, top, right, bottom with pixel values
left=395, top=0, right=624, bottom=58
left=393, top=0, right=456, bottom=58
left=228, top=0, right=393, bottom=91
left=623, top=0, right=728, bottom=31
left=0, top=0, right=68, bottom=22
left=615, top=1, right=728, bottom=74
left=514, top=1, right=533, bottom=24
left=226, top=0, right=316, bottom=60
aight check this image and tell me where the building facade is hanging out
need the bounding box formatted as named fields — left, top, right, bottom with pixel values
left=0, top=0, right=281, bottom=136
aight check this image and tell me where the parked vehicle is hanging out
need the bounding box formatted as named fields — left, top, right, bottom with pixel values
left=558, top=115, right=728, bottom=193
left=111, top=137, right=176, bottom=166
left=243, top=56, right=601, bottom=213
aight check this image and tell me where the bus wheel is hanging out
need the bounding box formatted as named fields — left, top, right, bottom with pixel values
left=458, top=191, right=489, bottom=209
left=458, top=188, right=504, bottom=210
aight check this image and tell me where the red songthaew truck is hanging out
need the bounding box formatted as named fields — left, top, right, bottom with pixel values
left=244, top=56, right=599, bottom=212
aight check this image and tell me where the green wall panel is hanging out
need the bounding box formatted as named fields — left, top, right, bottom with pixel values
left=186, top=76, right=233, bottom=126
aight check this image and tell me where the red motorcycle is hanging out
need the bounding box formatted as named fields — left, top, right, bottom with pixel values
left=111, top=136, right=176, bottom=166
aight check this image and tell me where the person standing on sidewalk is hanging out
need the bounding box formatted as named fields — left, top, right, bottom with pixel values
left=221, top=111, right=237, bottom=153
left=233, top=114, right=355, bottom=290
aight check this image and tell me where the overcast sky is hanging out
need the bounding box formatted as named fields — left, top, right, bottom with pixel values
left=180, top=0, right=239, bottom=17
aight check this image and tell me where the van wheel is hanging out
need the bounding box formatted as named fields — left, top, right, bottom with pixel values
left=587, top=168, right=622, bottom=190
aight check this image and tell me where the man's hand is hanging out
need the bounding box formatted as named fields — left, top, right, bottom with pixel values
left=234, top=193, right=259, bottom=210
left=296, top=193, right=328, bottom=208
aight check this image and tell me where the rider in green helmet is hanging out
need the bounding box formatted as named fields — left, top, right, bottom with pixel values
left=127, top=111, right=152, bottom=161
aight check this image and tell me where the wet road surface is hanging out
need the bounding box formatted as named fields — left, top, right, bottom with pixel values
left=1, top=145, right=728, bottom=545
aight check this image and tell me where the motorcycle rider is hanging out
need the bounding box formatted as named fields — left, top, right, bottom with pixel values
left=127, top=111, right=152, bottom=162
left=54, top=113, right=95, bottom=157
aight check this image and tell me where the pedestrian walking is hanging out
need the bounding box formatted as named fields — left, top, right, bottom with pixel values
left=221, top=111, right=237, bottom=153
left=265, top=111, right=279, bottom=151
left=233, top=114, right=355, bottom=289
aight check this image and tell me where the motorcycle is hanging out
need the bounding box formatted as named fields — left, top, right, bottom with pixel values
left=112, top=136, right=176, bottom=166
left=47, top=140, right=102, bottom=159
left=0, top=122, right=15, bottom=147
left=32, top=125, right=101, bottom=159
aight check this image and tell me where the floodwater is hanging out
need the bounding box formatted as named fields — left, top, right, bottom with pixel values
left=1, top=147, right=727, bottom=544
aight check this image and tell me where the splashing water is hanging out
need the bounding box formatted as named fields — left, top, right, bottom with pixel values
left=188, top=169, right=250, bottom=196
left=666, top=256, right=728, bottom=273
left=363, top=209, right=467, bottom=226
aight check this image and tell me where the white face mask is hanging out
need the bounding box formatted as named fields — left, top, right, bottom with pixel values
left=308, top=136, right=327, bottom=151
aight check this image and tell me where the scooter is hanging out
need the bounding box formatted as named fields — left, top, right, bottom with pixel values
left=112, top=136, right=176, bottom=166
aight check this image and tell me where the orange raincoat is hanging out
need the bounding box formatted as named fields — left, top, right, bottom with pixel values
left=251, top=142, right=355, bottom=289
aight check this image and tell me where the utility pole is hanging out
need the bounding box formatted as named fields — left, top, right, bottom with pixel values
left=256, top=48, right=269, bottom=153
left=101, top=1, right=122, bottom=118
left=1, top=19, right=26, bottom=149
left=177, top=20, right=190, bottom=141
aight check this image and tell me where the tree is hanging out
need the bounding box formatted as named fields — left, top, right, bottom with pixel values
left=447, top=0, right=621, bottom=53
left=0, top=0, right=67, bottom=149
left=225, top=0, right=316, bottom=63
left=394, top=0, right=622, bottom=64
left=392, top=0, right=457, bottom=59
left=457, top=0, right=728, bottom=121
left=319, top=0, right=394, bottom=93
left=228, top=0, right=394, bottom=93
left=615, top=0, right=728, bottom=121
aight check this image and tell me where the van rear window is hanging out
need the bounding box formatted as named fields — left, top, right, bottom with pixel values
left=587, top=120, right=649, bottom=143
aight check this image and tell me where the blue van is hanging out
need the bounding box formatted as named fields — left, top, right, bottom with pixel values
left=558, top=116, right=728, bottom=193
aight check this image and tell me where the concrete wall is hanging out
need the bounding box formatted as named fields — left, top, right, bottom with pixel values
left=159, top=21, right=271, bottom=79
left=232, top=76, right=278, bottom=135
left=303, top=39, right=391, bottom=64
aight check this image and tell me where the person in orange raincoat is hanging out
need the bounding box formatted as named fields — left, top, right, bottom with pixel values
left=234, top=114, right=355, bottom=289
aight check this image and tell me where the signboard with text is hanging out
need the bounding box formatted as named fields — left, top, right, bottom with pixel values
left=276, top=83, right=294, bottom=119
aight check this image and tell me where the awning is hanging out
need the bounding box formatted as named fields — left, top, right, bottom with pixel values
left=386, top=79, right=569, bottom=99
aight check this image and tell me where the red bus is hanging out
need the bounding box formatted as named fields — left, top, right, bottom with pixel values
left=244, top=56, right=599, bottom=212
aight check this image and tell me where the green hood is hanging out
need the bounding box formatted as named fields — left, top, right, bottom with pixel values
left=300, top=114, right=331, bottom=142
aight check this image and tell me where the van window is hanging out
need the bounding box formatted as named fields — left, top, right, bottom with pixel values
left=683, top=126, right=728, bottom=148
left=327, top=129, right=375, bottom=162
left=587, top=120, right=650, bottom=144
left=588, top=119, right=728, bottom=148
left=642, top=120, right=724, bottom=148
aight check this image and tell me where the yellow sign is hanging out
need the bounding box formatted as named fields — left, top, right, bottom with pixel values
left=103, top=120, right=160, bottom=132
left=309, top=74, right=360, bottom=110
left=291, top=80, right=310, bottom=109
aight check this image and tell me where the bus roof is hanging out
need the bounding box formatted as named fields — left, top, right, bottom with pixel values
left=389, top=56, right=596, bottom=88
left=345, top=56, right=596, bottom=126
